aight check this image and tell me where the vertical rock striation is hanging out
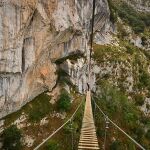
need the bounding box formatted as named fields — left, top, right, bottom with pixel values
left=0, top=0, right=110, bottom=118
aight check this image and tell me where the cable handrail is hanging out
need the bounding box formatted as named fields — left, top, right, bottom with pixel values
left=34, top=99, right=84, bottom=150
left=94, top=100, right=146, bottom=150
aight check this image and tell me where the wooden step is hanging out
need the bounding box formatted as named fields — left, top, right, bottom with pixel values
left=78, top=145, right=99, bottom=150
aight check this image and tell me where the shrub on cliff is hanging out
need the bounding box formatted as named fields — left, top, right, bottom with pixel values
left=134, top=94, right=145, bottom=106
left=57, top=89, right=71, bottom=112
left=146, top=130, right=150, bottom=140
left=111, top=1, right=150, bottom=34
left=117, top=2, right=145, bottom=33
left=45, top=140, right=59, bottom=150
left=107, top=0, right=117, bottom=23
left=139, top=70, right=150, bottom=89
left=2, top=125, right=22, bottom=150
left=26, top=93, right=52, bottom=122
left=110, top=140, right=124, bottom=150
left=95, top=80, right=139, bottom=127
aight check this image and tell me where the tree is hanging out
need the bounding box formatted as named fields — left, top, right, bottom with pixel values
left=110, top=140, right=123, bottom=150
left=139, top=70, right=150, bottom=88
left=146, top=130, right=150, bottom=140
left=57, top=89, right=71, bottom=112
left=45, top=140, right=59, bottom=150
left=2, top=125, right=22, bottom=150
left=141, top=36, right=147, bottom=46
left=134, top=94, right=145, bottom=106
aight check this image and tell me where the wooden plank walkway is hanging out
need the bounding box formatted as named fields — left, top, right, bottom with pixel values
left=78, top=91, right=99, bottom=150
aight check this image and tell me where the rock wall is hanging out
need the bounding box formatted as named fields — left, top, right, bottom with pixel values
left=0, top=0, right=110, bottom=118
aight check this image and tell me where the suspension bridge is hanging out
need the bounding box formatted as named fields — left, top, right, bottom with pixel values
left=78, top=91, right=99, bottom=150
left=34, top=0, right=146, bottom=149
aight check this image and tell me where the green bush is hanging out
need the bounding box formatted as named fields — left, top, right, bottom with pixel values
left=57, top=89, right=71, bottom=112
left=110, top=140, right=124, bottom=150
left=26, top=93, right=52, bottom=122
left=140, top=116, right=150, bottom=127
left=146, top=130, right=150, bottom=140
left=123, top=111, right=138, bottom=127
left=4, top=93, right=52, bottom=125
left=125, top=45, right=135, bottom=55
left=107, top=0, right=117, bottom=23
left=133, top=24, right=145, bottom=33
left=132, top=126, right=145, bottom=142
left=2, top=125, right=22, bottom=150
left=73, top=105, right=84, bottom=129
left=140, top=13, right=150, bottom=26
left=139, top=70, right=150, bottom=88
left=108, top=0, right=150, bottom=34
left=95, top=80, right=139, bottom=127
left=117, top=23, right=129, bottom=39
left=93, top=44, right=121, bottom=63
left=96, top=128, right=105, bottom=138
left=45, top=140, right=59, bottom=150
left=142, top=50, right=150, bottom=60
left=114, top=2, right=150, bottom=34
left=134, top=94, right=145, bottom=106
left=125, top=140, right=136, bottom=150
left=63, top=122, right=78, bottom=134
left=141, top=36, right=147, bottom=46
left=146, top=103, right=150, bottom=111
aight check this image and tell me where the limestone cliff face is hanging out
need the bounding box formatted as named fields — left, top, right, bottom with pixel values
left=0, top=0, right=110, bottom=118
left=124, top=0, right=150, bottom=12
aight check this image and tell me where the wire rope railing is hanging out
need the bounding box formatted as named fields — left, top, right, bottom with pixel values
left=34, top=99, right=84, bottom=150
left=93, top=100, right=146, bottom=150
